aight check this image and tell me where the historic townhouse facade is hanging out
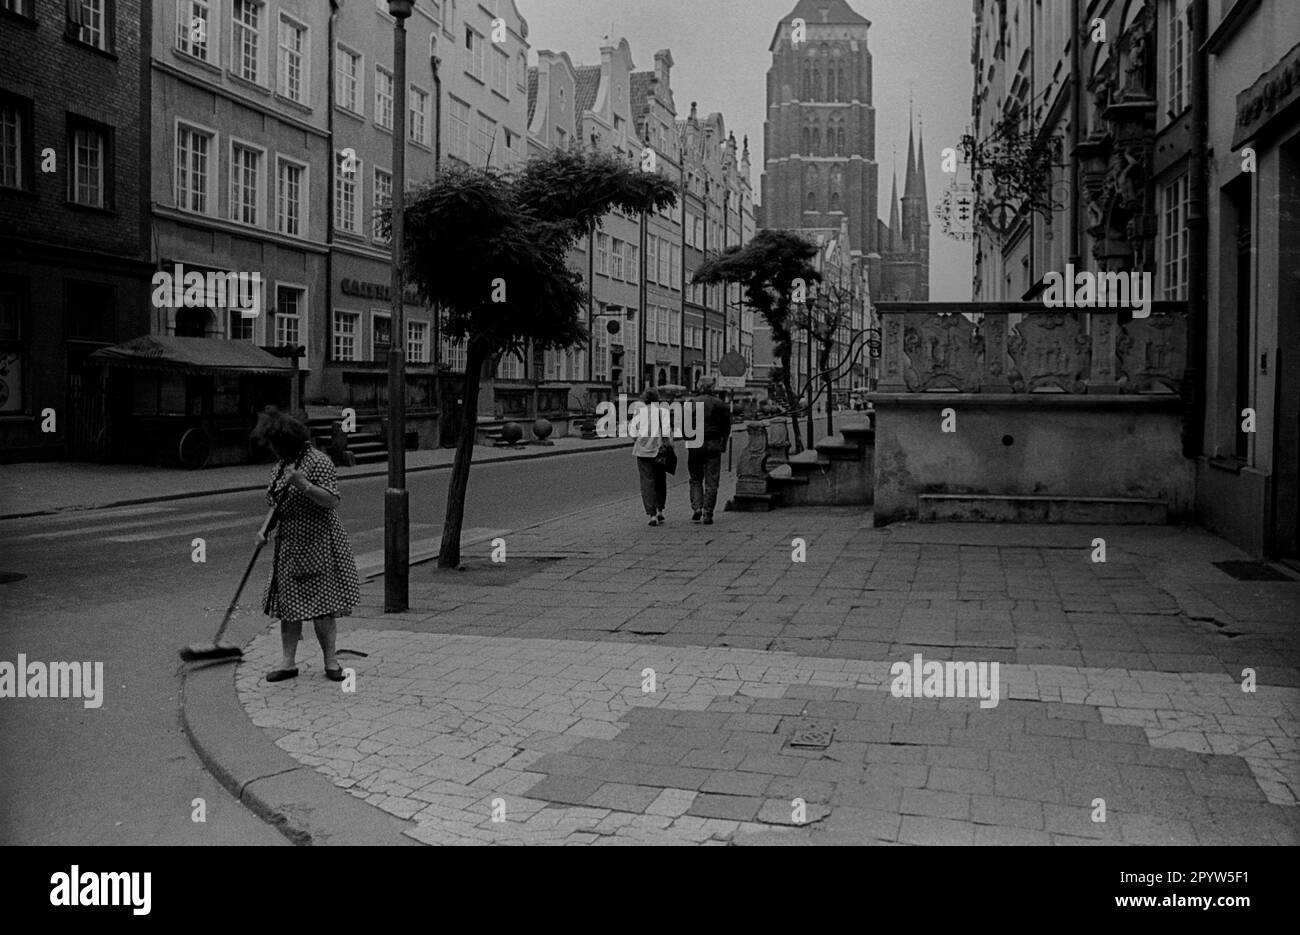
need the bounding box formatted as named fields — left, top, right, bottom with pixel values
left=321, top=0, right=446, bottom=444
left=1, top=0, right=152, bottom=462
left=149, top=0, right=330, bottom=407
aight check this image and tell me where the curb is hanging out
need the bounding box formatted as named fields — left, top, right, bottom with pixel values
left=177, top=477, right=647, bottom=846
left=1, top=438, right=634, bottom=520
left=180, top=657, right=418, bottom=846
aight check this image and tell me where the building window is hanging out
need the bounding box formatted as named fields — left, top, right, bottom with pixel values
left=233, top=0, right=260, bottom=83
left=658, top=237, right=671, bottom=284
left=610, top=239, right=624, bottom=280
left=657, top=306, right=669, bottom=344
left=594, top=328, right=607, bottom=381
left=1160, top=173, right=1189, bottom=300
left=276, top=157, right=304, bottom=236
left=71, top=0, right=111, bottom=52
left=69, top=122, right=108, bottom=209
left=1167, top=0, right=1190, bottom=119
left=491, top=49, right=509, bottom=97
left=176, top=124, right=212, bottom=213
left=449, top=97, right=469, bottom=160
left=441, top=332, right=466, bottom=372
left=373, top=168, right=391, bottom=243
left=669, top=243, right=680, bottom=289
left=0, top=98, right=28, bottom=191
left=517, top=51, right=526, bottom=90
left=177, top=0, right=210, bottom=60
left=336, top=46, right=362, bottom=114
left=228, top=308, right=255, bottom=342
left=229, top=143, right=261, bottom=225
left=3, top=0, right=35, bottom=16
left=628, top=244, right=639, bottom=285
left=335, top=151, right=360, bottom=234
left=274, top=286, right=302, bottom=349
left=375, top=66, right=394, bottom=130
left=647, top=236, right=658, bottom=286
left=407, top=320, right=428, bottom=364
left=472, top=111, right=495, bottom=164
left=596, top=232, right=609, bottom=275
left=497, top=349, right=521, bottom=380
left=333, top=310, right=359, bottom=361
left=465, top=26, right=484, bottom=82
left=278, top=16, right=307, bottom=103
left=670, top=308, right=681, bottom=346
left=371, top=310, right=391, bottom=359
left=410, top=86, right=429, bottom=145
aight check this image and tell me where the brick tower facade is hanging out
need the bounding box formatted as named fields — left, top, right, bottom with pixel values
left=762, top=0, right=929, bottom=300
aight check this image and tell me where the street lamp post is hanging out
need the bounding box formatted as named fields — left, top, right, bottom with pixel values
left=384, top=0, right=414, bottom=612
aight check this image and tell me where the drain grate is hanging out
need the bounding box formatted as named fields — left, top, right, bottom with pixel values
left=787, top=721, right=834, bottom=749
left=1212, top=561, right=1296, bottom=582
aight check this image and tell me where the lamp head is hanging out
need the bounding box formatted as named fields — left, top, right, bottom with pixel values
left=388, top=0, right=414, bottom=19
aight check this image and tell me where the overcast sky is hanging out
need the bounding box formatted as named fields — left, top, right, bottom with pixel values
left=516, top=0, right=975, bottom=300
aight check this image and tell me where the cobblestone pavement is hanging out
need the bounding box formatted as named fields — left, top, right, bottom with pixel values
left=236, top=485, right=1300, bottom=845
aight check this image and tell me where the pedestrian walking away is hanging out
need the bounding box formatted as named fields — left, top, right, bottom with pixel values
left=688, top=376, right=730, bottom=525
left=252, top=406, right=361, bottom=683
left=633, top=388, right=674, bottom=525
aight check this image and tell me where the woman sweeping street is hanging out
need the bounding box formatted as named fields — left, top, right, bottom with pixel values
left=251, top=407, right=360, bottom=683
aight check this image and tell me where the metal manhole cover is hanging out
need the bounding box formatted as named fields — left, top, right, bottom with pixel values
left=1212, top=561, right=1296, bottom=582
left=0, top=572, right=26, bottom=584
left=787, top=722, right=834, bottom=748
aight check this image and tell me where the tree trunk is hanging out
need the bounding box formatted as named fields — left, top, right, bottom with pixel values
left=438, top=339, right=486, bottom=568
left=780, top=347, right=803, bottom=453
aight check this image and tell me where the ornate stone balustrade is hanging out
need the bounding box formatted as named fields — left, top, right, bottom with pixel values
left=875, top=302, right=1188, bottom=395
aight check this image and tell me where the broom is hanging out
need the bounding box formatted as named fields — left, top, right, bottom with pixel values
left=180, top=455, right=300, bottom=663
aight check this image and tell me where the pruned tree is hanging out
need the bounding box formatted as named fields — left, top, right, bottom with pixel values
left=693, top=229, right=821, bottom=452
left=398, top=150, right=677, bottom=567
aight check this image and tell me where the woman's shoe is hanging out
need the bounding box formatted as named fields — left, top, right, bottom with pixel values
left=657, top=511, right=666, bottom=524
left=691, top=510, right=702, bottom=522
left=324, top=665, right=345, bottom=682
left=266, top=667, right=299, bottom=682
left=647, top=516, right=660, bottom=526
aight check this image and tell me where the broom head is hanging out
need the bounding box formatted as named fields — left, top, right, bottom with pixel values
left=179, top=643, right=243, bottom=663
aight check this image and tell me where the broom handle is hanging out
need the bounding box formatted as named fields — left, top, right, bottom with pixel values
left=210, top=451, right=304, bottom=646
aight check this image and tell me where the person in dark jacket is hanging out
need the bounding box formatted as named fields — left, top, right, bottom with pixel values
left=688, top=376, right=731, bottom=525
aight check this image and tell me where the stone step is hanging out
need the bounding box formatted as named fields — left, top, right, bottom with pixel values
left=786, top=449, right=832, bottom=472
left=814, top=435, right=865, bottom=461
left=765, top=463, right=809, bottom=486
left=918, top=493, right=1168, bottom=525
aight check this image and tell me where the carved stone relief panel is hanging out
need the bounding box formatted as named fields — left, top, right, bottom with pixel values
left=1007, top=313, right=1091, bottom=393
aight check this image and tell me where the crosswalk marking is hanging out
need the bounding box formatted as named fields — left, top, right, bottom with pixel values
left=105, top=516, right=257, bottom=543
left=21, top=510, right=235, bottom=540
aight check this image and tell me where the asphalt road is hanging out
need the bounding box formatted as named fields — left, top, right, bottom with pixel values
left=0, top=447, right=672, bottom=844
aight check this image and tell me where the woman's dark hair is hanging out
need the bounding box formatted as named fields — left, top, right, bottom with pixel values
left=642, top=387, right=660, bottom=404
left=251, top=406, right=310, bottom=460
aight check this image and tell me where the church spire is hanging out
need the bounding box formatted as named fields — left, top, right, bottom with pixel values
left=888, top=158, right=900, bottom=253
left=915, top=116, right=928, bottom=216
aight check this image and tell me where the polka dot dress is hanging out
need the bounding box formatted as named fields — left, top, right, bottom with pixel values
left=262, top=446, right=361, bottom=623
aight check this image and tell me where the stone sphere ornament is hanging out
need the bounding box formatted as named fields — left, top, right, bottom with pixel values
left=500, top=421, right=523, bottom=444
left=532, top=418, right=554, bottom=442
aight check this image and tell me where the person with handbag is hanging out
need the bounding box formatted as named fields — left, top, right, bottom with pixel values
left=251, top=407, right=361, bottom=683
left=632, top=388, right=675, bottom=526
left=688, top=375, right=731, bottom=525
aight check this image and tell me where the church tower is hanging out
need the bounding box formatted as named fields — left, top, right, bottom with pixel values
left=761, top=0, right=878, bottom=264
left=762, top=0, right=928, bottom=300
